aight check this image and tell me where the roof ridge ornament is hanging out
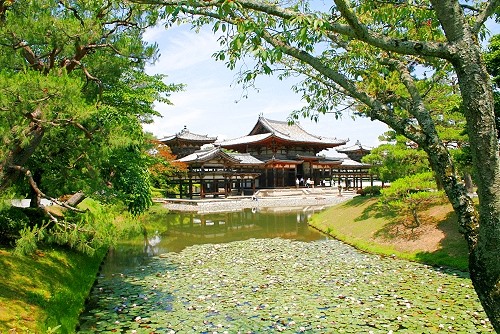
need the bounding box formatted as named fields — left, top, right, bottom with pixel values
left=178, top=125, right=189, bottom=135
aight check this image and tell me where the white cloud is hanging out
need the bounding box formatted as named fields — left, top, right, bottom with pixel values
left=146, top=26, right=221, bottom=73
left=143, top=106, right=203, bottom=138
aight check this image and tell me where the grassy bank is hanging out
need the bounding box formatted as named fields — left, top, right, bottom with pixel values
left=0, top=199, right=147, bottom=333
left=0, top=246, right=106, bottom=333
left=309, top=196, right=469, bottom=270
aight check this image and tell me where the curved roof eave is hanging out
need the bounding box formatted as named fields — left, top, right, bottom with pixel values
left=220, top=133, right=346, bottom=148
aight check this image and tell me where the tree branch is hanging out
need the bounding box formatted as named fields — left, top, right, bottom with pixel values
left=17, top=41, right=45, bottom=71
left=133, top=0, right=454, bottom=59
left=258, top=28, right=427, bottom=145
left=472, top=0, right=500, bottom=34
left=31, top=116, right=94, bottom=139
left=8, top=165, right=86, bottom=213
left=58, top=0, right=85, bottom=27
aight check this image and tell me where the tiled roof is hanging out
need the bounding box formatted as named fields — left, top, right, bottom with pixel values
left=178, top=147, right=264, bottom=165
left=229, top=153, right=265, bottom=165
left=256, top=117, right=347, bottom=145
left=336, top=140, right=372, bottom=153
left=160, top=126, right=217, bottom=143
left=339, top=158, right=371, bottom=168
left=216, top=133, right=272, bottom=146
left=178, top=146, right=239, bottom=164
left=219, top=116, right=347, bottom=147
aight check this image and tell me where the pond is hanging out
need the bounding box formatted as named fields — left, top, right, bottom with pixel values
left=78, top=207, right=493, bottom=333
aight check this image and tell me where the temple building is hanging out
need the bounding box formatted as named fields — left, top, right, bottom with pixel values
left=336, top=140, right=372, bottom=162
left=159, top=125, right=217, bottom=157
left=162, top=116, right=376, bottom=198
left=218, top=116, right=347, bottom=188
left=177, top=146, right=264, bottom=198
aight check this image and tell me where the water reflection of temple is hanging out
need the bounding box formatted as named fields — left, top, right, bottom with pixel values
left=154, top=208, right=325, bottom=252
left=101, top=208, right=328, bottom=275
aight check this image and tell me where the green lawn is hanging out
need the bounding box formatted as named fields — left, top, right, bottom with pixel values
left=309, top=196, right=469, bottom=270
left=0, top=246, right=106, bottom=333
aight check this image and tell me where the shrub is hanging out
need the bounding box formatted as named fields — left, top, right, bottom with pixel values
left=0, top=207, right=31, bottom=242
left=380, top=172, right=446, bottom=229
left=358, top=186, right=382, bottom=196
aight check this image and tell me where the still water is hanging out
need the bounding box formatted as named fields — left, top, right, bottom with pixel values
left=79, top=207, right=493, bottom=333
left=98, top=207, right=327, bottom=279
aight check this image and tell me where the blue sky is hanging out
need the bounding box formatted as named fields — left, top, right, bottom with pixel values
left=142, top=24, right=389, bottom=156
left=142, top=18, right=498, bottom=156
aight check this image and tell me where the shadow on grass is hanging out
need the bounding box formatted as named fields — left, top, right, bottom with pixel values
left=375, top=209, right=468, bottom=271
left=345, top=196, right=396, bottom=221
left=341, top=196, right=469, bottom=272
left=342, top=195, right=376, bottom=208
left=415, top=211, right=469, bottom=271
left=0, top=247, right=70, bottom=305
left=373, top=212, right=438, bottom=241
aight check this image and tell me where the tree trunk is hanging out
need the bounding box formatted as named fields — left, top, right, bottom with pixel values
left=430, top=2, right=500, bottom=329
left=457, top=78, right=500, bottom=332
left=410, top=207, right=420, bottom=228
left=463, top=173, right=474, bottom=194
left=454, top=47, right=500, bottom=334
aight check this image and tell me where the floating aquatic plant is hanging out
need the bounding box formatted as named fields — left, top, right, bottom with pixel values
left=78, top=238, right=493, bottom=333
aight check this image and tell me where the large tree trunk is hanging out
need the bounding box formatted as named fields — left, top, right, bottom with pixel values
left=430, top=2, right=500, bottom=330
left=454, top=38, right=500, bottom=334
left=455, top=58, right=500, bottom=333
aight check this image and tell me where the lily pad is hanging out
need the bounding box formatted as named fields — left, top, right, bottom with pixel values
left=78, top=238, right=493, bottom=333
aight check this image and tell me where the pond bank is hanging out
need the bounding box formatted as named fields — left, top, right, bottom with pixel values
left=156, top=188, right=356, bottom=213
left=0, top=246, right=106, bottom=333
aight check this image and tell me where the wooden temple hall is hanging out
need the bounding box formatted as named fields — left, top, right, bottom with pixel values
left=160, top=116, right=374, bottom=198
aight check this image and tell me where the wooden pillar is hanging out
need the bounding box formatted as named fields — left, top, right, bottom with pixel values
left=273, top=167, right=277, bottom=188
left=213, top=173, right=216, bottom=195
left=320, top=167, right=324, bottom=186
left=240, top=175, right=244, bottom=195
left=188, top=177, right=193, bottom=199
left=281, top=166, right=285, bottom=188
left=224, top=176, right=228, bottom=198
left=200, top=166, right=205, bottom=199
left=200, top=177, right=205, bottom=198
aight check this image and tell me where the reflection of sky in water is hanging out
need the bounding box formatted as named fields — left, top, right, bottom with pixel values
left=101, top=207, right=328, bottom=275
